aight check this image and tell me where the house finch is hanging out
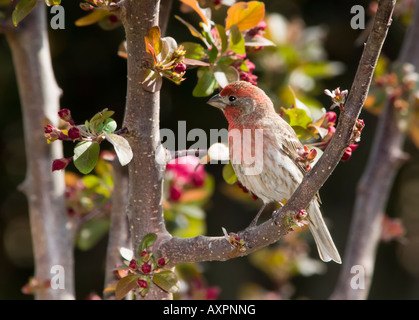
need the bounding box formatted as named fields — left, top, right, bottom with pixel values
left=207, top=81, right=341, bottom=263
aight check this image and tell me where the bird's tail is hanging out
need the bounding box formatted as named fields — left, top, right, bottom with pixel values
left=308, top=200, right=341, bottom=264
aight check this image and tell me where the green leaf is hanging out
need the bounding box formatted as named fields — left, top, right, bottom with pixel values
left=115, top=274, right=141, bottom=300
left=213, top=63, right=239, bottom=88
left=104, top=133, right=133, bottom=166
left=89, top=109, right=115, bottom=132
left=206, top=45, right=219, bottom=64
left=174, top=15, right=209, bottom=48
left=222, top=162, right=238, bottom=184
left=73, top=141, right=100, bottom=174
left=98, top=14, right=121, bottom=31
left=45, top=0, right=61, bottom=5
left=138, top=233, right=157, bottom=256
left=229, top=24, right=245, bottom=55
left=215, top=24, right=228, bottom=53
left=192, top=68, right=218, bottom=97
left=82, top=174, right=100, bottom=189
left=152, top=271, right=179, bottom=293
left=182, top=42, right=206, bottom=60
left=282, top=107, right=312, bottom=129
left=12, top=0, right=38, bottom=26
left=175, top=204, right=205, bottom=219
left=76, top=219, right=110, bottom=251
left=103, top=118, right=117, bottom=134
left=75, top=9, right=109, bottom=27
left=171, top=215, right=206, bottom=238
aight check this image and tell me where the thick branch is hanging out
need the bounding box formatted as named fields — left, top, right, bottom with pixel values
left=5, top=3, right=74, bottom=299
left=120, top=0, right=172, bottom=300
left=158, top=0, right=395, bottom=269
left=331, top=0, right=419, bottom=300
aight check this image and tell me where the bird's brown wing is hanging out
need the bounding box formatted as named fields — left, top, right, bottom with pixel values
left=276, top=117, right=323, bottom=204
left=280, top=125, right=307, bottom=175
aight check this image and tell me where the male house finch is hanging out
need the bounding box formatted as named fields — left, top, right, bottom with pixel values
left=208, top=81, right=341, bottom=263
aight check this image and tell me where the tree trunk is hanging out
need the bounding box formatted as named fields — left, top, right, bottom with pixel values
left=5, top=3, right=74, bottom=299
left=119, top=0, right=172, bottom=300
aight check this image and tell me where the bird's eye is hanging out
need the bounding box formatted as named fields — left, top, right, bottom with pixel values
left=229, top=96, right=237, bottom=102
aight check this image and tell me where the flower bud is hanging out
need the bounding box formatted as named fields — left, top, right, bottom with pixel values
left=157, top=258, right=166, bottom=267
left=141, top=262, right=151, bottom=274
left=137, top=279, right=148, bottom=288
left=174, top=62, right=186, bottom=73
left=324, top=111, right=337, bottom=126
left=52, top=157, right=72, bottom=172
left=129, top=259, right=138, bottom=270
left=58, top=108, right=75, bottom=125
left=44, top=124, right=55, bottom=134
left=68, top=126, right=81, bottom=140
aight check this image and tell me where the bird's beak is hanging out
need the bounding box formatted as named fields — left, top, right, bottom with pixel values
left=207, top=94, right=225, bottom=110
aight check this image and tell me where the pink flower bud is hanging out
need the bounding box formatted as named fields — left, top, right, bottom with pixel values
left=52, top=157, right=72, bottom=172
left=58, top=108, right=75, bottom=125
left=129, top=259, right=138, bottom=269
left=141, top=262, right=151, bottom=274
left=137, top=279, right=148, bottom=288
left=324, top=111, right=337, bottom=125
left=157, top=258, right=166, bottom=267
left=341, top=144, right=359, bottom=162
left=67, top=126, right=81, bottom=140
left=356, top=119, right=365, bottom=130
left=44, top=124, right=55, bottom=133
left=174, top=62, right=187, bottom=73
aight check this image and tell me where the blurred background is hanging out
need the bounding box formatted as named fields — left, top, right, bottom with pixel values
left=1, top=0, right=419, bottom=299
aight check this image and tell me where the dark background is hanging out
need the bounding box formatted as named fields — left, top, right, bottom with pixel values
left=1, top=0, right=419, bottom=299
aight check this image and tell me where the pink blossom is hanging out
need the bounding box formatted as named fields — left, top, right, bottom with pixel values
left=166, top=156, right=206, bottom=187
left=233, top=59, right=258, bottom=86
left=341, top=144, right=358, bottom=162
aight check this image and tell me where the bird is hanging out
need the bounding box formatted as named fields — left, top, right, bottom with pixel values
left=207, top=80, right=341, bottom=263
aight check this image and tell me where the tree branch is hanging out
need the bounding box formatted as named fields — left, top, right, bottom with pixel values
left=5, top=3, right=74, bottom=299
left=331, top=0, right=419, bottom=300
left=104, top=162, right=129, bottom=299
left=158, top=0, right=396, bottom=270
left=159, top=0, right=173, bottom=36
left=119, top=0, right=173, bottom=300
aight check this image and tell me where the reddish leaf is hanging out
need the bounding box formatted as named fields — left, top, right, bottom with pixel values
left=115, top=274, right=141, bottom=300
left=145, top=26, right=162, bottom=56
left=179, top=0, right=211, bottom=26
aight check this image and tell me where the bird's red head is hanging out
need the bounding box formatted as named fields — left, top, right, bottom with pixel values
left=207, top=81, right=274, bottom=125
